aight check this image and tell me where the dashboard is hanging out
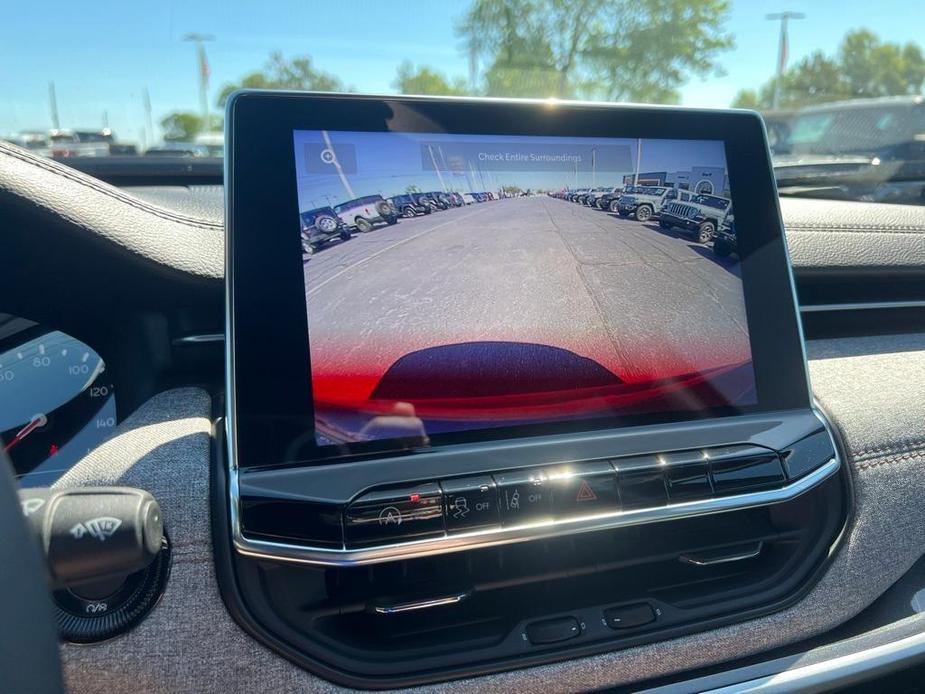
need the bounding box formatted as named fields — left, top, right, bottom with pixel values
left=1, top=102, right=925, bottom=694
left=219, top=94, right=849, bottom=686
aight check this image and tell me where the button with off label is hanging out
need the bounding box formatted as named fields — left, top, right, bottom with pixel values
left=494, top=469, right=552, bottom=526
left=441, top=476, right=500, bottom=533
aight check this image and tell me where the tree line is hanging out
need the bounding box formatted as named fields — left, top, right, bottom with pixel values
left=161, top=0, right=925, bottom=142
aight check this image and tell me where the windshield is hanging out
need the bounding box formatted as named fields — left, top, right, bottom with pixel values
left=4, top=2, right=925, bottom=204
left=780, top=103, right=925, bottom=155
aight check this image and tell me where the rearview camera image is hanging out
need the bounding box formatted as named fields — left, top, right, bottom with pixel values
left=293, top=129, right=755, bottom=447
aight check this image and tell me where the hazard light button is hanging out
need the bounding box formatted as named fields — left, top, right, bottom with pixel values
left=548, top=461, right=621, bottom=519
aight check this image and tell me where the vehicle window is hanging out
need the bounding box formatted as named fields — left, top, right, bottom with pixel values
left=4, top=2, right=925, bottom=205
left=785, top=106, right=915, bottom=154
left=691, top=195, right=729, bottom=209
left=788, top=113, right=835, bottom=147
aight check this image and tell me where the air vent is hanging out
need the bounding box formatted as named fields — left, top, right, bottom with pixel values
left=798, top=275, right=925, bottom=339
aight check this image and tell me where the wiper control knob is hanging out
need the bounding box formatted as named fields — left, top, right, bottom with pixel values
left=18, top=486, right=163, bottom=590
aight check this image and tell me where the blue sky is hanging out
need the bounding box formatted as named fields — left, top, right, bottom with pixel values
left=294, top=130, right=726, bottom=210
left=2, top=0, right=924, bottom=145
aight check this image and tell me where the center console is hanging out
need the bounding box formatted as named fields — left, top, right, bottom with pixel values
left=220, top=92, right=849, bottom=688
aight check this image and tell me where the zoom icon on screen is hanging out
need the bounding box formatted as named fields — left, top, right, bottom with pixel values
left=305, top=142, right=357, bottom=174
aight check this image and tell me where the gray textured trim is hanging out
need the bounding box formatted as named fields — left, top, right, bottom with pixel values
left=700, top=630, right=925, bottom=693
left=57, top=332, right=925, bottom=692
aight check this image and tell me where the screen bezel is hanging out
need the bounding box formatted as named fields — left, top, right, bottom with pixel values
left=227, top=91, right=810, bottom=469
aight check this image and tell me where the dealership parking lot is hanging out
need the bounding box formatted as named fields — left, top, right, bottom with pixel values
left=303, top=196, right=750, bottom=385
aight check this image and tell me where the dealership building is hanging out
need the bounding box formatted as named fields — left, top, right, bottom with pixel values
left=623, top=166, right=729, bottom=196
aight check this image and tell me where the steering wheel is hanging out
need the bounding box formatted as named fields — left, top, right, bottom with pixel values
left=0, top=448, right=64, bottom=693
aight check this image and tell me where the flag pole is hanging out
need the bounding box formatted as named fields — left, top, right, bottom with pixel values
left=182, top=33, right=215, bottom=130
left=766, top=12, right=805, bottom=110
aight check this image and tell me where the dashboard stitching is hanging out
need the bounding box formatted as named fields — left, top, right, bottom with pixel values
left=853, top=439, right=925, bottom=461
left=0, top=143, right=223, bottom=231
left=788, top=227, right=925, bottom=235
left=856, top=449, right=925, bottom=471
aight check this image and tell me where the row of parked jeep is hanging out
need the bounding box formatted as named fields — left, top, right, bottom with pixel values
left=300, top=190, right=499, bottom=255
left=550, top=185, right=737, bottom=258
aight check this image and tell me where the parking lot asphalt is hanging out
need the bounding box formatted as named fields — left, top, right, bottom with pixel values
left=303, top=196, right=751, bottom=386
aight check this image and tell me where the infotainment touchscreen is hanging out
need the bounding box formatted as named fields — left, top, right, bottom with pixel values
left=292, top=129, right=756, bottom=449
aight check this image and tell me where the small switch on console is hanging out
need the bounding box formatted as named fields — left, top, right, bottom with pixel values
left=441, top=476, right=501, bottom=533
left=548, top=461, right=620, bottom=518
left=664, top=461, right=712, bottom=501
left=603, top=603, right=656, bottom=630
left=710, top=451, right=785, bottom=495
left=494, top=469, right=552, bottom=526
left=780, top=430, right=836, bottom=480
left=344, top=483, right=444, bottom=548
left=525, top=616, right=582, bottom=644
left=614, top=461, right=668, bottom=509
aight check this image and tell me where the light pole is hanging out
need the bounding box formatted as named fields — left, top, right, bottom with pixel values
left=48, top=82, right=60, bottom=130
left=426, top=145, right=448, bottom=192
left=182, top=33, right=215, bottom=130
left=766, top=12, right=804, bottom=110
left=633, top=138, right=641, bottom=186
left=321, top=130, right=357, bottom=199
left=591, top=147, right=597, bottom=188
left=142, top=86, right=154, bottom=147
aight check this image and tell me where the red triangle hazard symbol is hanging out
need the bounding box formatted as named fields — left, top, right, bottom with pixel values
left=576, top=480, right=597, bottom=502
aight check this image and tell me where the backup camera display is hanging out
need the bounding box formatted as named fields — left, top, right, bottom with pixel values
left=293, top=129, right=756, bottom=448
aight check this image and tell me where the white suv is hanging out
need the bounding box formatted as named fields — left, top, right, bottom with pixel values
left=334, top=195, right=399, bottom=232
left=659, top=194, right=733, bottom=243
left=617, top=186, right=691, bottom=222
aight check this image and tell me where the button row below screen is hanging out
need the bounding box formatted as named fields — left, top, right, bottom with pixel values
left=343, top=449, right=786, bottom=549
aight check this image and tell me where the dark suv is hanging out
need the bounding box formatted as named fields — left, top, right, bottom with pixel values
left=599, top=186, right=635, bottom=212
left=712, top=215, right=737, bottom=257
left=423, top=191, right=452, bottom=209
left=388, top=194, right=432, bottom=218
left=300, top=206, right=352, bottom=255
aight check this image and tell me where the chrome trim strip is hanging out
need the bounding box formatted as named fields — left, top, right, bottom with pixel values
left=173, top=333, right=224, bottom=345
left=373, top=591, right=471, bottom=615
left=224, top=92, right=242, bottom=520
left=800, top=299, right=925, bottom=314
left=229, top=458, right=839, bottom=567
left=698, top=628, right=925, bottom=693
left=679, top=542, right=763, bottom=567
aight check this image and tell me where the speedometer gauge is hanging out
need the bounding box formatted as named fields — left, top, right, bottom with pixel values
left=0, top=324, right=116, bottom=486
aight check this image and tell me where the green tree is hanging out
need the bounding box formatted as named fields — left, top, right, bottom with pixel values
left=838, top=30, right=925, bottom=98
left=458, top=0, right=734, bottom=102
left=217, top=52, right=348, bottom=107
left=160, top=112, right=204, bottom=141
left=393, top=61, right=470, bottom=96
left=730, top=89, right=762, bottom=110
left=732, top=30, right=925, bottom=109
left=458, top=0, right=562, bottom=96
